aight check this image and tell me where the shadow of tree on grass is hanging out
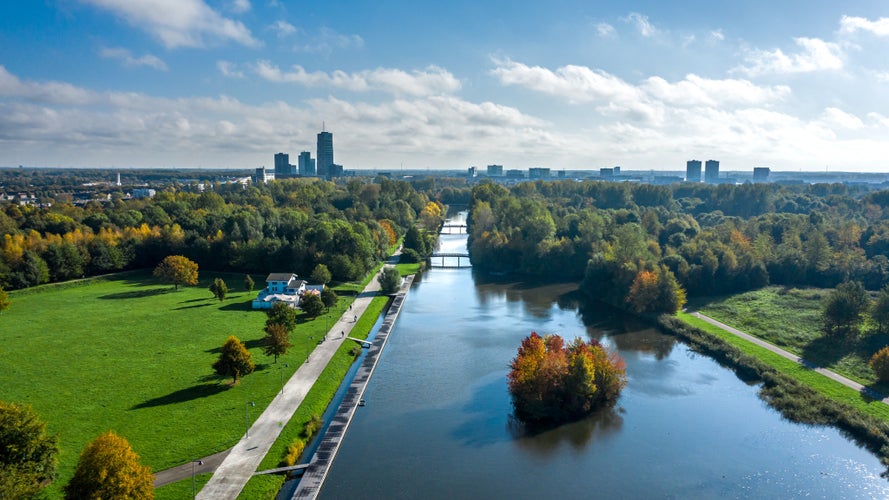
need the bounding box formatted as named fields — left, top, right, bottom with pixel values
left=98, top=288, right=174, bottom=300
left=131, top=383, right=229, bottom=409
left=204, top=338, right=265, bottom=354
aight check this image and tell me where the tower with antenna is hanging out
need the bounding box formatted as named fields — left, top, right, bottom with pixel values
left=316, top=123, right=334, bottom=177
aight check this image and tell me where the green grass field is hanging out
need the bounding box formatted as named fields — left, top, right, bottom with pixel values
left=694, top=286, right=889, bottom=392
left=1, top=270, right=354, bottom=497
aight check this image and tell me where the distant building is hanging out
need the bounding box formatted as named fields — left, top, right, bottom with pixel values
left=529, top=167, right=550, bottom=179
left=600, top=167, right=614, bottom=178
left=505, top=169, right=524, bottom=179
left=467, top=166, right=477, bottom=178
left=115, top=172, right=121, bottom=186
left=705, top=160, right=720, bottom=183
left=753, top=167, right=771, bottom=183
left=298, top=151, right=316, bottom=176
left=132, top=188, right=156, bottom=199
left=557, top=170, right=566, bottom=178
left=317, top=129, right=334, bottom=177
left=613, top=166, right=621, bottom=176
left=487, top=164, right=503, bottom=177
left=255, top=167, right=273, bottom=184
left=686, top=160, right=702, bottom=182
left=274, top=153, right=294, bottom=178
left=329, top=164, right=344, bottom=178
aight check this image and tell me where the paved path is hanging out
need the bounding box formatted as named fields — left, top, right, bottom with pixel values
left=194, top=265, right=391, bottom=500
left=153, top=448, right=231, bottom=487
left=690, top=312, right=889, bottom=404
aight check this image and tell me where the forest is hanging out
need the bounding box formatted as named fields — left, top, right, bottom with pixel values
left=467, top=180, right=889, bottom=313
left=0, top=175, right=453, bottom=291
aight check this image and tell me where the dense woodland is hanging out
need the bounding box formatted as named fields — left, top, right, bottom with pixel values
left=0, top=176, right=452, bottom=291
left=468, top=180, right=889, bottom=314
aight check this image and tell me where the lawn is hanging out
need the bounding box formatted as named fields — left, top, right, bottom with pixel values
left=1, top=270, right=354, bottom=497
left=694, top=286, right=889, bottom=392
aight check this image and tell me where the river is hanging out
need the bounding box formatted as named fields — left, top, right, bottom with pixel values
left=319, top=213, right=889, bottom=499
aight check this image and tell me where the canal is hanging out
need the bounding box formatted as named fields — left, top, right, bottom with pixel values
left=320, top=213, right=889, bottom=498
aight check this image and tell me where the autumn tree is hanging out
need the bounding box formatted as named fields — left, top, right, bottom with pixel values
left=822, top=281, right=869, bottom=336
left=321, top=287, right=338, bottom=310
left=378, top=267, right=401, bottom=294
left=310, top=264, right=331, bottom=285
left=0, top=402, right=59, bottom=499
left=208, top=278, right=228, bottom=301
left=870, top=347, right=889, bottom=383
left=64, top=431, right=153, bottom=500
left=0, top=286, right=8, bottom=315
left=152, top=255, right=198, bottom=290
left=300, top=293, right=324, bottom=317
left=212, top=336, right=255, bottom=383
left=626, top=266, right=686, bottom=314
left=507, top=332, right=626, bottom=424
left=262, top=323, right=292, bottom=363
left=266, top=302, right=297, bottom=333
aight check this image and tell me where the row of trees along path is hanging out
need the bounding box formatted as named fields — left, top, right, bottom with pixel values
left=690, top=312, right=889, bottom=405
left=163, top=263, right=393, bottom=500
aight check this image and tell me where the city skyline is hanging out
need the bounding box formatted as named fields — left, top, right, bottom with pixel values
left=3, top=1, right=889, bottom=171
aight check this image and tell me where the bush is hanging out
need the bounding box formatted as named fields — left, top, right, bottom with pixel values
left=399, top=248, right=422, bottom=264
left=304, top=414, right=322, bottom=438
left=378, top=267, right=401, bottom=294
left=282, top=439, right=305, bottom=467
left=870, top=347, right=889, bottom=383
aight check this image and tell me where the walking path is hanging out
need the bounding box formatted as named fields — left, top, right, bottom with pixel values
left=690, top=312, right=889, bottom=404
left=192, top=264, right=392, bottom=500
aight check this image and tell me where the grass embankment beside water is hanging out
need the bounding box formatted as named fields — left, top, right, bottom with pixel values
left=1, top=270, right=354, bottom=497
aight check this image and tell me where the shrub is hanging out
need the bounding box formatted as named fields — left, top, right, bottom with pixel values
left=282, top=439, right=305, bottom=467
left=870, top=347, right=889, bottom=383
left=304, top=414, right=322, bottom=438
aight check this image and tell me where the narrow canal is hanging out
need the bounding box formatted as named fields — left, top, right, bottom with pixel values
left=320, top=212, right=889, bottom=499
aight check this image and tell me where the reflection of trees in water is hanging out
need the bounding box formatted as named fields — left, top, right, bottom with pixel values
left=509, top=407, right=625, bottom=456
left=472, top=273, right=579, bottom=319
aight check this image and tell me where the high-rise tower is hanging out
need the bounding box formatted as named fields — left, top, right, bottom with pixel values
left=317, top=126, right=333, bottom=177
left=686, top=160, right=702, bottom=182
left=705, top=160, right=720, bottom=183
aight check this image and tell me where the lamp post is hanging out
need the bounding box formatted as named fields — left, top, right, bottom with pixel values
left=280, top=363, right=289, bottom=395
left=192, top=459, right=203, bottom=499
left=245, top=401, right=255, bottom=438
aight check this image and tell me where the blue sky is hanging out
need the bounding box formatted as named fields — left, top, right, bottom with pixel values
left=2, top=0, right=889, bottom=171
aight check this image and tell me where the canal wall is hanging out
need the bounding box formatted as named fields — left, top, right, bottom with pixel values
left=290, top=274, right=416, bottom=499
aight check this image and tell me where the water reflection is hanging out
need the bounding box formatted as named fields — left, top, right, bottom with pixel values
left=510, top=407, right=625, bottom=457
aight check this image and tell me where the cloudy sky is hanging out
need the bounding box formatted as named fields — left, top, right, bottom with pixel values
left=2, top=1, right=889, bottom=171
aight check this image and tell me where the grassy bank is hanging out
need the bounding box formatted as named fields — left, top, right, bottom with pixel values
left=660, top=313, right=889, bottom=470
left=695, top=286, right=889, bottom=392
left=1, top=270, right=354, bottom=497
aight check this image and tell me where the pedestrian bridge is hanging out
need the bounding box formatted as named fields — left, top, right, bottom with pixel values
left=429, top=252, right=471, bottom=268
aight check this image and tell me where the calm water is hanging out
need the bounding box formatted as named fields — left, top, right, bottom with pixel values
left=320, top=214, right=889, bottom=499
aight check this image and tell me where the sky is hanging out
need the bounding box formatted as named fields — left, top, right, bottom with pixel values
left=2, top=1, right=889, bottom=172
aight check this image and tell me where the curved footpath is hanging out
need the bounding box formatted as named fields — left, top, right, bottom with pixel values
left=189, top=262, right=395, bottom=500
left=690, top=311, right=889, bottom=405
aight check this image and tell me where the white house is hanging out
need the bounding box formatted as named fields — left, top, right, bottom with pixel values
left=251, top=273, right=310, bottom=309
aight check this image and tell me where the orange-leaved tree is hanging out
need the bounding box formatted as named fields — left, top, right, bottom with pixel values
left=153, top=255, right=198, bottom=290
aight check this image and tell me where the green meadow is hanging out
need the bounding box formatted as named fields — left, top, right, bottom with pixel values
left=1, top=270, right=353, bottom=496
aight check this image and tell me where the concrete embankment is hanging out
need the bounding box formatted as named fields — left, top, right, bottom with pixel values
left=290, top=275, right=416, bottom=499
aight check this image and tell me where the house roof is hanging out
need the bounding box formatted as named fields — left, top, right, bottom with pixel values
left=289, top=279, right=306, bottom=289
left=266, top=273, right=297, bottom=282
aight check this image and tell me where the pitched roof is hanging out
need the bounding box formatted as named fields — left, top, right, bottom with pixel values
left=266, top=272, right=297, bottom=282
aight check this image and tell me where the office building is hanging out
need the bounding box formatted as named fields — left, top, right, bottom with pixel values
left=255, top=167, right=273, bottom=184
left=467, top=166, right=477, bottom=178
left=329, top=164, right=344, bottom=178
left=705, top=160, right=720, bottom=183
left=600, top=167, right=614, bottom=178
left=686, top=160, right=702, bottom=182
left=317, top=130, right=334, bottom=177
left=529, top=167, right=550, bottom=179
left=298, top=151, right=316, bottom=176
left=274, top=153, right=293, bottom=178
left=506, top=169, right=524, bottom=179
left=487, top=164, right=503, bottom=177
left=753, top=167, right=771, bottom=182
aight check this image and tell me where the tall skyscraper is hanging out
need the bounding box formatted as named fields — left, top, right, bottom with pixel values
left=274, top=152, right=290, bottom=179
left=298, top=151, right=316, bottom=176
left=705, top=160, right=720, bottom=183
left=686, top=160, right=702, bottom=182
left=317, top=129, right=333, bottom=177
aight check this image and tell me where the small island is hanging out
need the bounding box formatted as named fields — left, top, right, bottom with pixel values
left=508, top=332, right=627, bottom=424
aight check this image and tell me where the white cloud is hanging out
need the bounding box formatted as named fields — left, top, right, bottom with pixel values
left=228, top=0, right=250, bottom=14
left=642, top=74, right=790, bottom=107
left=624, top=12, right=657, bottom=38
left=270, top=20, right=297, bottom=38
left=820, top=107, right=864, bottom=130
left=295, top=27, right=363, bottom=53
left=839, top=15, right=889, bottom=37
left=709, top=30, right=725, bottom=42
left=100, top=47, right=168, bottom=71
left=217, top=60, right=244, bottom=78
left=736, top=37, right=843, bottom=76
left=80, top=0, right=260, bottom=49
left=491, top=58, right=641, bottom=104
left=254, top=62, right=461, bottom=96
left=595, top=23, right=616, bottom=39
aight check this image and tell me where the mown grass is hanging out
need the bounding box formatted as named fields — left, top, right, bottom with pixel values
left=235, top=295, right=390, bottom=499
left=1, top=270, right=355, bottom=497
left=695, top=286, right=889, bottom=392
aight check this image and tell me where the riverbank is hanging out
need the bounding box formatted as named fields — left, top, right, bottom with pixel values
left=659, top=313, right=889, bottom=471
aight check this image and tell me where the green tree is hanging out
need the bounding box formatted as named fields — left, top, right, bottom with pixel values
left=321, top=287, right=338, bottom=310
left=208, top=278, right=228, bottom=302
left=212, top=336, right=255, bottom=383
left=244, top=274, right=255, bottom=292
left=822, top=281, right=870, bottom=336
left=0, top=286, right=9, bottom=315
left=872, top=286, right=889, bottom=334
left=870, top=346, right=889, bottom=383
left=300, top=293, right=324, bottom=317
left=310, top=264, right=332, bottom=285
left=266, top=302, right=297, bottom=333
left=262, top=323, right=292, bottom=363
left=0, top=402, right=59, bottom=499
left=64, top=431, right=153, bottom=500
left=152, top=255, right=198, bottom=290
left=378, top=267, right=401, bottom=294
